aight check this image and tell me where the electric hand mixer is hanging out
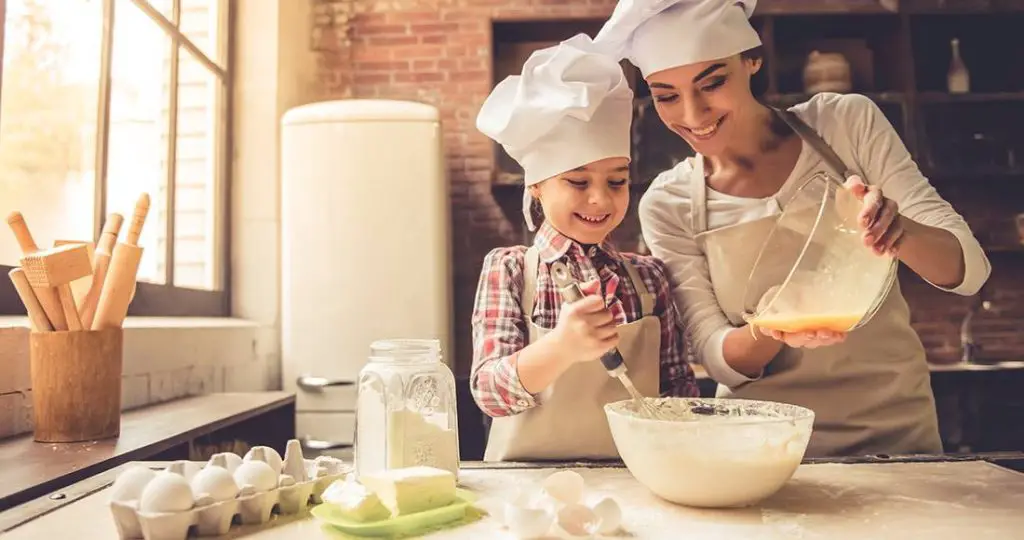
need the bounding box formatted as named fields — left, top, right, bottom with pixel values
left=549, top=261, right=663, bottom=419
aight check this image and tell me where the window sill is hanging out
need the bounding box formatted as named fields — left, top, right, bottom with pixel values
left=0, top=316, right=280, bottom=440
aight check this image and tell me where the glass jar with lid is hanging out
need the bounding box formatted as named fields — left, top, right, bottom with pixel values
left=355, top=339, right=460, bottom=479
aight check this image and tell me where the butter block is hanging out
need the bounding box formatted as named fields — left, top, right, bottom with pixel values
left=358, top=466, right=457, bottom=516
left=321, top=479, right=391, bottom=522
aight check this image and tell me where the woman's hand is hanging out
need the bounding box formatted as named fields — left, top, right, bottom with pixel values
left=844, top=175, right=904, bottom=256
left=757, top=326, right=847, bottom=349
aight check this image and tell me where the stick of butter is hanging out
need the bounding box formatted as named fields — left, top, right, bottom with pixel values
left=359, top=466, right=457, bottom=516
left=321, top=479, right=391, bottom=522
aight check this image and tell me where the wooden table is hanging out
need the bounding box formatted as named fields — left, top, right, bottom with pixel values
left=3, top=452, right=1023, bottom=538
left=0, top=392, right=296, bottom=513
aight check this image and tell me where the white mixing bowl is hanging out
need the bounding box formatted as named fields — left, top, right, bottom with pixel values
left=605, top=397, right=814, bottom=508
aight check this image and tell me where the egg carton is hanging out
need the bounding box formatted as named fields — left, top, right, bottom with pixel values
left=108, top=439, right=351, bottom=540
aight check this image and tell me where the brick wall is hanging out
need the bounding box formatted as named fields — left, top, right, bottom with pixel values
left=311, top=0, right=1024, bottom=374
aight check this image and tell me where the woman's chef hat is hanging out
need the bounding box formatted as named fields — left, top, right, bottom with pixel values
left=476, top=33, right=634, bottom=231
left=594, top=0, right=761, bottom=78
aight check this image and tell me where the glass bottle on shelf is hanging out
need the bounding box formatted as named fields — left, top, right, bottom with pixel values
left=947, top=38, right=970, bottom=94
left=355, top=339, right=460, bottom=479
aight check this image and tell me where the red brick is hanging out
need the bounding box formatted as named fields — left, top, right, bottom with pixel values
left=356, top=24, right=408, bottom=36
left=451, top=70, right=488, bottom=83
left=366, top=35, right=418, bottom=46
left=395, top=71, right=446, bottom=83
left=411, top=22, right=460, bottom=34
left=387, top=12, right=441, bottom=23
left=391, top=45, right=444, bottom=59
left=421, top=35, right=448, bottom=45
left=412, top=59, right=437, bottom=70
left=353, top=73, right=391, bottom=85
left=356, top=60, right=409, bottom=72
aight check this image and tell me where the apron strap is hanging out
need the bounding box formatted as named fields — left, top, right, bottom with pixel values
left=521, top=245, right=540, bottom=323
left=689, top=157, right=710, bottom=235
left=621, top=258, right=655, bottom=317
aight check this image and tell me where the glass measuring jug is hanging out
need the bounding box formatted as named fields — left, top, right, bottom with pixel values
left=743, top=171, right=898, bottom=334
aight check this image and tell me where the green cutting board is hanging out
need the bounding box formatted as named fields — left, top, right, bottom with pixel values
left=310, top=488, right=479, bottom=538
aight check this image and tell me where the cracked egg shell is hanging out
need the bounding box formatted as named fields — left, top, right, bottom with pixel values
left=190, top=464, right=239, bottom=501
left=591, top=497, right=622, bottom=534
left=109, top=466, right=157, bottom=503
left=243, top=446, right=283, bottom=473
left=542, top=470, right=585, bottom=505
left=232, top=460, right=278, bottom=492
left=556, top=504, right=598, bottom=537
left=139, top=472, right=195, bottom=514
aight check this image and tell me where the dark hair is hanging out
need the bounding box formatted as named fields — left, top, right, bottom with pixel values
left=741, top=46, right=769, bottom=99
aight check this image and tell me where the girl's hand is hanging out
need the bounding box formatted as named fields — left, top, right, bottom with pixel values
left=552, top=295, right=619, bottom=363
left=758, top=326, right=847, bottom=349
left=844, top=175, right=904, bottom=256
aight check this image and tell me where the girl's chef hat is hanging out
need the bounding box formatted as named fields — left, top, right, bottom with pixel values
left=595, top=0, right=761, bottom=78
left=476, top=33, right=634, bottom=231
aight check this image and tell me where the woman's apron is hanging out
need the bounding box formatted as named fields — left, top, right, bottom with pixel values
left=692, top=112, right=943, bottom=458
left=483, top=246, right=662, bottom=461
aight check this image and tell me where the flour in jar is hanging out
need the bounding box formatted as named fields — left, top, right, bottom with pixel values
left=386, top=408, right=459, bottom=476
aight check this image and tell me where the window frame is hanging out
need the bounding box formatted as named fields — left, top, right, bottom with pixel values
left=0, top=0, right=234, bottom=318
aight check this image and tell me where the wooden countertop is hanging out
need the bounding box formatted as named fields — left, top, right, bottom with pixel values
left=0, top=392, right=295, bottom=512
left=690, top=360, right=1024, bottom=380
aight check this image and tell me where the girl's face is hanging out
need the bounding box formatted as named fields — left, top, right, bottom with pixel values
left=530, top=156, right=630, bottom=245
left=645, top=54, right=762, bottom=156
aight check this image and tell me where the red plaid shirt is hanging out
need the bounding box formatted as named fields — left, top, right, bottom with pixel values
left=470, top=222, right=699, bottom=417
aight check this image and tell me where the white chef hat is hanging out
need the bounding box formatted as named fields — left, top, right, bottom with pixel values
left=595, top=0, right=761, bottom=78
left=476, top=33, right=634, bottom=231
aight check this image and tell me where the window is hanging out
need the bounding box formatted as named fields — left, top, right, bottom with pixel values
left=0, top=0, right=232, bottom=317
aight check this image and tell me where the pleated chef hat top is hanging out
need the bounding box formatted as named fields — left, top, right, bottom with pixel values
left=475, top=33, right=634, bottom=231
left=594, top=0, right=761, bottom=78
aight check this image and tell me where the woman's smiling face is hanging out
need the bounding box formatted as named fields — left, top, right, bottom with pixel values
left=645, top=54, right=763, bottom=156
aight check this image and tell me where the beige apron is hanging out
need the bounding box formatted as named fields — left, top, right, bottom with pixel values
left=692, top=115, right=942, bottom=458
left=483, top=245, right=662, bottom=461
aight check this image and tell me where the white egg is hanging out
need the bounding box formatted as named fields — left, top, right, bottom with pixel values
left=556, top=504, right=599, bottom=537
left=504, top=503, right=553, bottom=539
left=208, top=452, right=243, bottom=473
left=190, top=465, right=239, bottom=502
left=109, top=466, right=156, bottom=503
left=232, top=460, right=278, bottom=492
left=542, top=470, right=585, bottom=505
left=243, top=446, right=283, bottom=473
left=138, top=472, right=195, bottom=513
left=590, top=497, right=622, bottom=534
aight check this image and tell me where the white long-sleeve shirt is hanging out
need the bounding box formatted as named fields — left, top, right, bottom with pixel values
left=638, top=92, right=992, bottom=388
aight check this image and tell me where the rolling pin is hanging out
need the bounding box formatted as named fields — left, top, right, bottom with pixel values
left=92, top=194, right=150, bottom=330
left=6, top=212, right=68, bottom=331
left=79, top=213, right=124, bottom=329
left=8, top=268, right=53, bottom=332
left=20, top=243, right=94, bottom=331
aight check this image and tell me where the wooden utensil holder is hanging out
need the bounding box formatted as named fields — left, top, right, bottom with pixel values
left=29, top=328, right=123, bottom=442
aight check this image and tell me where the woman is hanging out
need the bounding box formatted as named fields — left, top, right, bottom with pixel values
left=595, top=0, right=991, bottom=457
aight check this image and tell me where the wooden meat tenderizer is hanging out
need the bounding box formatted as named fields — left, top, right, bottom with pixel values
left=8, top=268, right=54, bottom=332
left=78, top=213, right=123, bottom=329
left=53, top=240, right=95, bottom=309
left=92, top=194, right=150, bottom=330
left=20, top=243, right=93, bottom=331
left=6, top=211, right=68, bottom=330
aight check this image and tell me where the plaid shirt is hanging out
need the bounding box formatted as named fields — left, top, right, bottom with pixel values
left=470, top=222, right=699, bottom=418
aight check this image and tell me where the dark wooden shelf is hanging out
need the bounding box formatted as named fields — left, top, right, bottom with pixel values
left=0, top=392, right=296, bottom=513
left=919, top=92, right=1024, bottom=103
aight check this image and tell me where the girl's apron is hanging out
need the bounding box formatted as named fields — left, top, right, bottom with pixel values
left=691, top=111, right=942, bottom=458
left=483, top=246, right=662, bottom=461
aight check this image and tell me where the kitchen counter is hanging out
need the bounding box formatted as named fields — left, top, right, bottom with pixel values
left=3, top=453, right=1023, bottom=539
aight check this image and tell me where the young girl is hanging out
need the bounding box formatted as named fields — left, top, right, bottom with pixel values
left=470, top=34, right=699, bottom=462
